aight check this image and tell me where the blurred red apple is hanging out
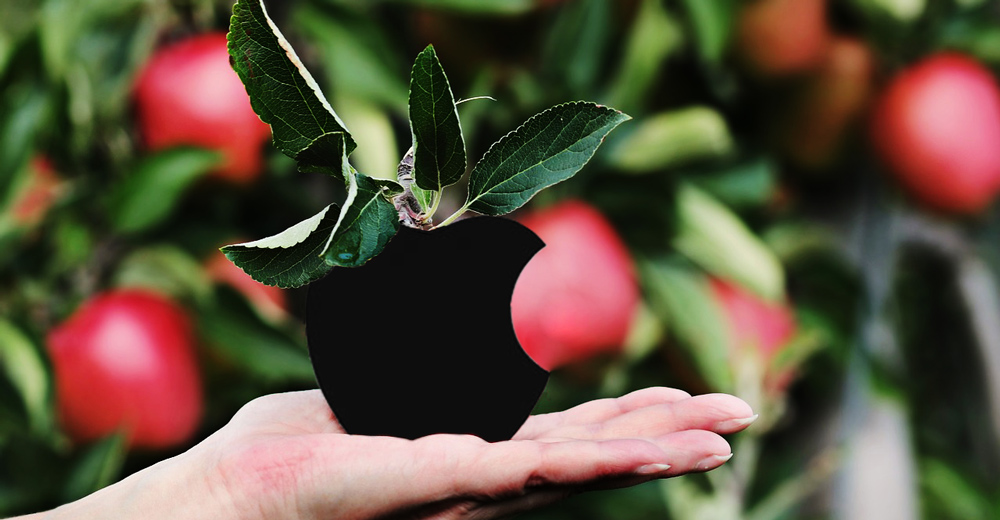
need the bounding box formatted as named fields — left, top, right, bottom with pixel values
left=736, top=0, right=831, bottom=77
left=46, top=289, right=203, bottom=449
left=781, top=37, right=876, bottom=168
left=709, top=278, right=796, bottom=392
left=133, top=33, right=272, bottom=185
left=870, top=53, right=1000, bottom=214
left=9, top=156, right=62, bottom=227
left=205, top=248, right=287, bottom=322
left=512, top=200, right=639, bottom=370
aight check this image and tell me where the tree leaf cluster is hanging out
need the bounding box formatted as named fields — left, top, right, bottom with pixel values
left=222, top=0, right=629, bottom=288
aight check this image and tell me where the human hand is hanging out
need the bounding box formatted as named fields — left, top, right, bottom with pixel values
left=37, top=388, right=755, bottom=520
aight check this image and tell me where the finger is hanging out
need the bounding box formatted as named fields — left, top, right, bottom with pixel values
left=515, top=387, right=692, bottom=440
left=542, top=393, right=756, bottom=441
left=418, top=430, right=733, bottom=519
left=448, top=430, right=731, bottom=497
left=302, top=434, right=673, bottom=518
left=648, top=429, right=734, bottom=476
left=299, top=427, right=734, bottom=519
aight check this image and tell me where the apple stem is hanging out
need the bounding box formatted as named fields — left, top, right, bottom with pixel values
left=393, top=147, right=432, bottom=230
left=435, top=204, right=469, bottom=228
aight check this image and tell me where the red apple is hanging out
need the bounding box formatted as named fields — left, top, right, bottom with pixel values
left=780, top=37, right=876, bottom=168
left=709, top=278, right=796, bottom=392
left=46, top=289, right=203, bottom=449
left=511, top=200, right=640, bottom=370
left=870, top=53, right=1000, bottom=214
left=133, top=33, right=272, bottom=184
left=9, top=156, right=62, bottom=227
left=205, top=247, right=287, bottom=322
left=736, top=0, right=831, bottom=77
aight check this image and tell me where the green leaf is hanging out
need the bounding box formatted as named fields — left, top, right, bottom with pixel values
left=605, top=0, right=683, bottom=113
left=108, top=148, right=221, bottom=234
left=691, top=157, right=777, bottom=208
left=112, top=245, right=213, bottom=303
left=198, top=288, right=315, bottom=384
left=462, top=101, right=630, bottom=216
left=919, top=458, right=994, bottom=520
left=411, top=182, right=436, bottom=215
left=0, top=32, right=13, bottom=78
left=224, top=133, right=402, bottom=287
left=939, top=17, right=1000, bottom=65
left=0, top=85, right=52, bottom=196
left=321, top=173, right=401, bottom=267
left=306, top=133, right=402, bottom=267
left=409, top=45, right=466, bottom=192
left=543, top=0, right=613, bottom=94
left=333, top=94, right=402, bottom=180
left=607, top=106, right=733, bottom=173
left=62, top=433, right=126, bottom=503
left=39, top=0, right=146, bottom=78
left=673, top=184, right=785, bottom=302
left=223, top=203, right=340, bottom=288
left=678, top=0, right=736, bottom=63
left=640, top=259, right=733, bottom=392
left=851, top=0, right=926, bottom=22
left=295, top=131, right=349, bottom=177
left=293, top=5, right=408, bottom=112
left=0, top=320, right=51, bottom=435
left=229, top=0, right=355, bottom=161
left=386, top=0, right=534, bottom=15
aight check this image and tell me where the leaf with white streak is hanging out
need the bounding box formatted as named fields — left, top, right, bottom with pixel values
left=229, top=0, right=356, bottom=162
left=222, top=133, right=402, bottom=287
left=321, top=173, right=401, bottom=267
left=222, top=203, right=340, bottom=288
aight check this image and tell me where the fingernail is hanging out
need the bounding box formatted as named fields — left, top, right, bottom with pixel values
left=634, top=463, right=672, bottom=476
left=715, top=414, right=759, bottom=431
left=695, top=453, right=733, bottom=471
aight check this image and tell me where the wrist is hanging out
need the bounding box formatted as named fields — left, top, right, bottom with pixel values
left=41, top=448, right=226, bottom=520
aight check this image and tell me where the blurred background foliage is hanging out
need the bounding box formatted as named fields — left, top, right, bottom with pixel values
left=4, top=0, right=1000, bottom=518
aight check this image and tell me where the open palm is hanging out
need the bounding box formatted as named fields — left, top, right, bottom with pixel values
left=185, top=388, right=755, bottom=520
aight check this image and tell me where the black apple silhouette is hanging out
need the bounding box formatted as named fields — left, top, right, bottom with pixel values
left=306, top=216, right=549, bottom=442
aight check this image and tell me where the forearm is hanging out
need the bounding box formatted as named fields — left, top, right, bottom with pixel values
left=8, top=449, right=231, bottom=520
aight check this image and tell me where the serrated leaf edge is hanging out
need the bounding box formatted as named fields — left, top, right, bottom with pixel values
left=464, top=101, right=630, bottom=215
left=252, top=0, right=350, bottom=138
left=230, top=0, right=354, bottom=156
left=409, top=44, right=466, bottom=192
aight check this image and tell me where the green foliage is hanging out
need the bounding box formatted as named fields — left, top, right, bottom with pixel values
left=197, top=289, right=315, bottom=385
left=224, top=2, right=627, bottom=282
left=388, top=0, right=534, bottom=15
left=5, top=0, right=1000, bottom=517
left=604, top=0, right=683, bottom=113
left=228, top=0, right=356, bottom=158
left=108, top=148, right=221, bottom=234
left=222, top=204, right=341, bottom=288
left=0, top=320, right=51, bottom=437
left=641, top=259, right=734, bottom=392
left=607, top=107, right=733, bottom=173
left=112, top=246, right=213, bottom=302
left=319, top=174, right=402, bottom=267
left=678, top=0, right=736, bottom=63
left=461, top=102, right=630, bottom=216
left=62, top=434, right=126, bottom=503
left=409, top=45, right=466, bottom=193
left=673, top=184, right=785, bottom=302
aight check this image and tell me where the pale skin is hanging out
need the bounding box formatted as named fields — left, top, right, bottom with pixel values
left=14, top=387, right=756, bottom=520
